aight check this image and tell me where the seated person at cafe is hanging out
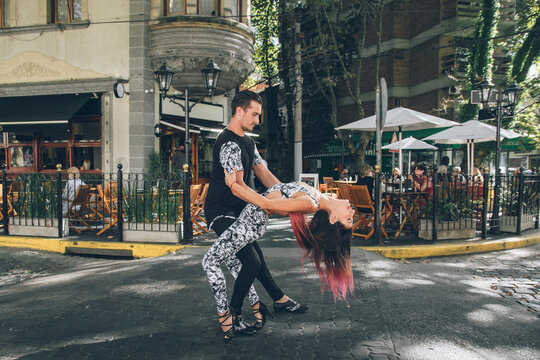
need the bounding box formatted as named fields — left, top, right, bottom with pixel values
left=408, top=164, right=432, bottom=194
left=451, top=166, right=467, bottom=184
left=472, top=167, right=483, bottom=183
left=339, top=168, right=350, bottom=181
left=62, top=167, right=86, bottom=216
left=356, top=164, right=374, bottom=200
left=385, top=167, right=402, bottom=191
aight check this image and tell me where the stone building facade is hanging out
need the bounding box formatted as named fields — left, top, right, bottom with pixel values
left=0, top=0, right=253, bottom=176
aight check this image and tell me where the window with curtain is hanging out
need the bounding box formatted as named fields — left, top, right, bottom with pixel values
left=52, top=0, right=82, bottom=23
left=167, top=0, right=186, bottom=15
left=223, top=0, right=240, bottom=21
left=0, top=0, right=9, bottom=27
left=166, top=0, right=219, bottom=16
left=200, top=0, right=217, bottom=16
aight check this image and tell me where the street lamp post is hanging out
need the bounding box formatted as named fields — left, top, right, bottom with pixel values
left=154, top=60, right=221, bottom=243
left=476, top=79, right=522, bottom=232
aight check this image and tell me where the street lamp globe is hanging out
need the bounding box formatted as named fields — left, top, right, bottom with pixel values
left=505, top=82, right=523, bottom=108
left=154, top=61, right=175, bottom=95
left=201, top=59, right=222, bottom=96
left=477, top=78, right=495, bottom=107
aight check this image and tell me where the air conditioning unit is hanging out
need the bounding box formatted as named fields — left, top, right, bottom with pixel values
left=448, top=85, right=461, bottom=95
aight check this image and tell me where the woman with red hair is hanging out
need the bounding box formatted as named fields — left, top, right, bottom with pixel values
left=202, top=169, right=354, bottom=341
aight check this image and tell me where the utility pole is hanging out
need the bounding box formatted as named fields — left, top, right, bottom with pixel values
left=294, top=21, right=303, bottom=181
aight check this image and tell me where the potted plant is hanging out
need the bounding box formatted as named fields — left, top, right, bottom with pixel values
left=418, top=196, right=476, bottom=240
left=500, top=184, right=536, bottom=233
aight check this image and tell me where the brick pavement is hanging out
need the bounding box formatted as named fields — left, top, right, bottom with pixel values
left=0, top=246, right=399, bottom=360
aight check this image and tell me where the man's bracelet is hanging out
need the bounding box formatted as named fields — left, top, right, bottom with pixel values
left=230, top=181, right=237, bottom=189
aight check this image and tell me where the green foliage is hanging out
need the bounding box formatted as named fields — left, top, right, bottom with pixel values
left=467, top=0, right=500, bottom=85
left=148, top=150, right=167, bottom=183
left=10, top=174, right=59, bottom=219
left=511, top=75, right=540, bottom=150
left=510, top=1, right=540, bottom=82
left=248, top=0, right=280, bottom=87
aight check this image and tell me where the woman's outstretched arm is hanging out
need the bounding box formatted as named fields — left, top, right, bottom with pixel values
left=225, top=169, right=318, bottom=214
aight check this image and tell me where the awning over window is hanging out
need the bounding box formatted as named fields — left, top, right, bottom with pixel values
left=0, top=94, right=91, bottom=132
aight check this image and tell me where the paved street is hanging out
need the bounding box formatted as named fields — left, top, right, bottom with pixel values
left=0, top=223, right=539, bottom=359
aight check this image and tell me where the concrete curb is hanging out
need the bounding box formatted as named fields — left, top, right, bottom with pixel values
left=357, top=234, right=540, bottom=259
left=0, top=233, right=539, bottom=259
left=0, top=236, right=186, bottom=258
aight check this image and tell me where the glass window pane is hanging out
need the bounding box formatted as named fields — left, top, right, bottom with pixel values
left=57, top=0, right=69, bottom=22
left=168, top=0, right=184, bottom=14
left=2, top=0, right=10, bottom=27
left=201, top=0, right=216, bottom=16
left=73, top=147, right=101, bottom=170
left=0, top=149, right=5, bottom=168
left=73, top=119, right=100, bottom=142
left=10, top=146, right=33, bottom=167
left=42, top=129, right=68, bottom=143
left=42, top=147, right=67, bottom=170
left=223, top=0, right=238, bottom=17
left=8, top=131, right=32, bottom=144
left=73, top=0, right=82, bottom=20
left=186, top=0, right=197, bottom=15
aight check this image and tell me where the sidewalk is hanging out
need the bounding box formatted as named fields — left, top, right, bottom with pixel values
left=0, top=217, right=539, bottom=259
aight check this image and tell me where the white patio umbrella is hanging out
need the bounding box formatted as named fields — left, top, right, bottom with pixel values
left=336, top=107, right=459, bottom=172
left=422, top=120, right=521, bottom=175
left=382, top=136, right=437, bottom=173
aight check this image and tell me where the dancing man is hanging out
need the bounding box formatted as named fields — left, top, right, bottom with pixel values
left=204, top=90, right=308, bottom=339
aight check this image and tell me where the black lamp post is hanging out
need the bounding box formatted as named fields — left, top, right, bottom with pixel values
left=154, top=60, right=221, bottom=243
left=476, top=78, right=522, bottom=232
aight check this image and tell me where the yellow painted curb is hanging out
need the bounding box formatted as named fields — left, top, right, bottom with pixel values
left=0, top=236, right=187, bottom=258
left=357, top=234, right=540, bottom=259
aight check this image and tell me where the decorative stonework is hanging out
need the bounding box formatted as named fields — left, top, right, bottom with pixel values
left=3, top=62, right=61, bottom=80
left=149, top=16, right=254, bottom=95
left=0, top=51, right=109, bottom=84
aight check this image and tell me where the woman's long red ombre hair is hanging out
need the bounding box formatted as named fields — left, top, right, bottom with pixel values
left=289, top=211, right=353, bottom=300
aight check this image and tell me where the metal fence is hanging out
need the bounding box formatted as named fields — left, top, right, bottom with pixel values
left=372, top=168, right=540, bottom=243
left=1, top=165, right=184, bottom=241
left=1, top=165, right=538, bottom=244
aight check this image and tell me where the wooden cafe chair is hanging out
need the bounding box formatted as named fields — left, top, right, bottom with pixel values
left=96, top=182, right=119, bottom=236
left=348, top=185, right=389, bottom=240
left=191, top=183, right=209, bottom=235
left=67, top=184, right=92, bottom=234
left=177, top=184, right=202, bottom=223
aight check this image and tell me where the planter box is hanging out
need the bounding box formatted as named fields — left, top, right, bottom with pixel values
left=122, top=222, right=181, bottom=244
left=418, top=219, right=476, bottom=240
left=500, top=215, right=534, bottom=233
left=9, top=218, right=60, bottom=237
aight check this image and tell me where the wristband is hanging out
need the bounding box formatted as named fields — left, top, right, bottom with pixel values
left=230, top=181, right=237, bottom=189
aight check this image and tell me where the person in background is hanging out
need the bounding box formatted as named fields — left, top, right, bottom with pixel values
left=171, top=144, right=185, bottom=184
left=339, top=168, right=350, bottom=181
left=451, top=166, right=467, bottom=184
left=472, top=167, right=484, bottom=183
left=62, top=167, right=85, bottom=216
left=438, top=156, right=450, bottom=176
left=356, top=165, right=374, bottom=199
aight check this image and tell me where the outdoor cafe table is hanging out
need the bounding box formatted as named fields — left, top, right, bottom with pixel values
left=383, top=188, right=426, bottom=237
left=334, top=180, right=357, bottom=185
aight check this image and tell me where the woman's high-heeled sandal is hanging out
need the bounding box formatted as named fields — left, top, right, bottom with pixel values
left=218, top=311, right=234, bottom=342
left=252, top=301, right=273, bottom=330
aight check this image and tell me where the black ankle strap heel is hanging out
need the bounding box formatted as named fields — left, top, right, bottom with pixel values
left=252, top=301, right=274, bottom=330
left=218, top=311, right=234, bottom=342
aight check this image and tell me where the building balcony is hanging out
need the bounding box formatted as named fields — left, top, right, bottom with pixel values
left=149, top=15, right=255, bottom=95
